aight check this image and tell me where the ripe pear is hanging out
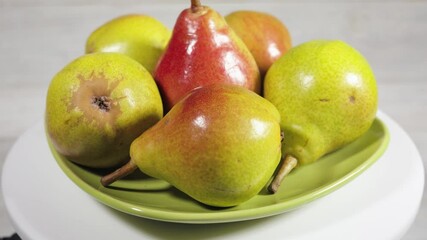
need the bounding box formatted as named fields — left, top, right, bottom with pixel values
left=225, top=10, right=292, bottom=76
left=264, top=40, right=378, bottom=193
left=46, top=53, right=163, bottom=168
left=154, top=0, right=261, bottom=111
left=101, top=84, right=282, bottom=207
left=86, top=14, right=171, bottom=75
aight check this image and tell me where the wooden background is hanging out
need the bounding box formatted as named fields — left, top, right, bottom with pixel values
left=1, top=0, right=426, bottom=239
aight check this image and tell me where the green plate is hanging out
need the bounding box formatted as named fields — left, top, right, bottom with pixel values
left=50, top=118, right=389, bottom=224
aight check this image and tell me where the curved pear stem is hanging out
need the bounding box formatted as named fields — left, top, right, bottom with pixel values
left=101, top=160, right=138, bottom=187
left=268, top=155, right=298, bottom=194
left=191, top=0, right=202, bottom=12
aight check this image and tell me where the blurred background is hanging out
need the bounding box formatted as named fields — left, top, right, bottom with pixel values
left=0, top=0, right=426, bottom=239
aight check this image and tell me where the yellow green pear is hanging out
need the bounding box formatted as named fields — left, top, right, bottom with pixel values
left=86, top=14, right=171, bottom=74
left=45, top=53, right=163, bottom=168
left=101, top=84, right=282, bottom=207
left=264, top=40, right=378, bottom=192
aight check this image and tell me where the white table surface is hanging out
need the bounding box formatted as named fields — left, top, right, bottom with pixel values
left=1, top=112, right=424, bottom=240
left=1, top=0, right=427, bottom=239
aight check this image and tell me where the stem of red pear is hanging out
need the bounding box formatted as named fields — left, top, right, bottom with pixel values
left=191, top=0, right=202, bottom=12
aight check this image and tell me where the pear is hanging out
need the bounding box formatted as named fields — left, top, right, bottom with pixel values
left=101, top=84, right=282, bottom=207
left=225, top=10, right=292, bottom=76
left=45, top=53, right=163, bottom=168
left=86, top=14, right=171, bottom=75
left=264, top=40, right=378, bottom=193
left=154, top=0, right=261, bottom=111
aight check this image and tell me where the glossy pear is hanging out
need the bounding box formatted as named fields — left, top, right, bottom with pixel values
left=154, top=0, right=261, bottom=111
left=101, top=84, right=281, bottom=207
left=226, top=10, right=292, bottom=76
left=264, top=40, right=378, bottom=192
left=86, top=14, right=171, bottom=74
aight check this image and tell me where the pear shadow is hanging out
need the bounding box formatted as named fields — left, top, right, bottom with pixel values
left=104, top=184, right=173, bottom=193
left=162, top=186, right=235, bottom=211
left=75, top=163, right=145, bottom=177
left=101, top=176, right=173, bottom=194
left=102, top=203, right=285, bottom=240
left=78, top=162, right=154, bottom=181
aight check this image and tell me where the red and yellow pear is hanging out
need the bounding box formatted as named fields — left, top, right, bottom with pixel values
left=225, top=10, right=292, bottom=76
left=101, top=84, right=282, bottom=207
left=154, top=0, right=261, bottom=111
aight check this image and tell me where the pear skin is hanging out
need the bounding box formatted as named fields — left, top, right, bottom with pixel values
left=264, top=40, right=378, bottom=192
left=46, top=53, right=163, bottom=168
left=225, top=10, right=292, bottom=76
left=154, top=0, right=261, bottom=111
left=86, top=14, right=171, bottom=75
left=102, top=84, right=282, bottom=207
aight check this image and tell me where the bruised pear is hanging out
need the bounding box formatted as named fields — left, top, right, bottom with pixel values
left=45, top=53, right=163, bottom=168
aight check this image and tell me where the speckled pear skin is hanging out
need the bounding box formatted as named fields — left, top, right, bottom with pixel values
left=46, top=53, right=163, bottom=168
left=264, top=40, right=378, bottom=165
left=154, top=5, right=261, bottom=111
left=86, top=14, right=171, bottom=75
left=130, top=84, right=282, bottom=207
left=225, top=10, right=292, bottom=76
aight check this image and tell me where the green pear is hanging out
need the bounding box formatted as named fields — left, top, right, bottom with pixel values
left=86, top=14, right=171, bottom=75
left=46, top=53, right=163, bottom=168
left=264, top=40, right=378, bottom=193
left=101, top=84, right=282, bottom=207
left=225, top=10, right=292, bottom=76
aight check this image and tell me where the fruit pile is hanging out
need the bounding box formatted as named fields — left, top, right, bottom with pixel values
left=45, top=0, right=377, bottom=207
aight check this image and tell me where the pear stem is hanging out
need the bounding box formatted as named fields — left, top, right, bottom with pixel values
left=268, top=155, right=298, bottom=194
left=101, top=160, right=138, bottom=187
left=191, top=0, right=202, bottom=12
